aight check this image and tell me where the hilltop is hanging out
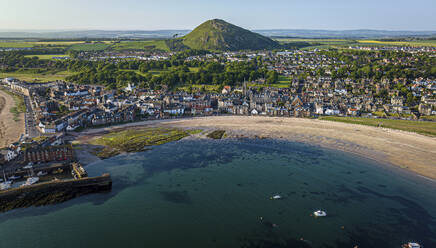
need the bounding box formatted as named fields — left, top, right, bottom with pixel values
left=182, top=19, right=279, bottom=51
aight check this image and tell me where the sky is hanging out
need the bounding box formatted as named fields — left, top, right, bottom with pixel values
left=1, top=0, right=435, bottom=31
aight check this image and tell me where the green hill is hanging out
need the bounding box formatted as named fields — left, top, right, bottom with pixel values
left=182, top=19, right=279, bottom=51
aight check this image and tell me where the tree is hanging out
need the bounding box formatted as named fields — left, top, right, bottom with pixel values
left=266, top=71, right=278, bottom=84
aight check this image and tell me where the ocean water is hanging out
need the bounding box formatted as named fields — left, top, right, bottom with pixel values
left=0, top=139, right=435, bottom=248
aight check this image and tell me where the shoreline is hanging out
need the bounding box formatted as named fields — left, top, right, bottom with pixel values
left=0, top=89, right=25, bottom=148
left=75, top=116, right=436, bottom=181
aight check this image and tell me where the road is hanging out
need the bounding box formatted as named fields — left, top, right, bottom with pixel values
left=23, top=94, right=39, bottom=138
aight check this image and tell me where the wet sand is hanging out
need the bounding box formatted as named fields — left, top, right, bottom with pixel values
left=0, top=89, right=24, bottom=148
left=76, top=116, right=436, bottom=180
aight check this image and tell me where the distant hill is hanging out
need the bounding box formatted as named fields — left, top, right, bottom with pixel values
left=255, top=29, right=436, bottom=39
left=182, top=19, right=279, bottom=51
left=0, top=27, right=435, bottom=40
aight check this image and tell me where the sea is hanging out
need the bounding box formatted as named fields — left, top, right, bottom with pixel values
left=0, top=139, right=435, bottom=248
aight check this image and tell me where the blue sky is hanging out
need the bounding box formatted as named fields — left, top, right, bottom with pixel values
left=1, top=0, right=435, bottom=31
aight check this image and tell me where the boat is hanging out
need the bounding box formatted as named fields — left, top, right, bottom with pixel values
left=9, top=175, right=21, bottom=180
left=0, top=170, right=12, bottom=190
left=270, top=194, right=282, bottom=200
left=402, top=242, right=421, bottom=248
left=0, top=181, right=12, bottom=190
left=313, top=210, right=327, bottom=217
left=36, top=171, right=48, bottom=176
left=21, top=177, right=39, bottom=187
left=23, top=164, right=33, bottom=169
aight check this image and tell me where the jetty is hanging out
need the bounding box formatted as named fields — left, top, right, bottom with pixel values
left=0, top=162, right=111, bottom=212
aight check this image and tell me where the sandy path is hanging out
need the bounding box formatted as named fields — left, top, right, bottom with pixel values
left=0, top=89, right=25, bottom=148
left=77, top=116, right=436, bottom=180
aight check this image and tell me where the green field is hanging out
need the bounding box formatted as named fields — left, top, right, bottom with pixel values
left=320, top=116, right=436, bottom=137
left=69, top=43, right=112, bottom=51
left=0, top=70, right=74, bottom=82
left=357, top=39, right=436, bottom=47
left=275, top=38, right=436, bottom=49
left=0, top=41, right=88, bottom=48
left=112, top=40, right=169, bottom=51
left=24, top=54, right=69, bottom=60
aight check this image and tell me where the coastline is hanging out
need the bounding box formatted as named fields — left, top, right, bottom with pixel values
left=0, top=89, right=25, bottom=148
left=74, top=116, right=436, bottom=181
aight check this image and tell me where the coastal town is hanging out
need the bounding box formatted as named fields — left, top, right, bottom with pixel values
left=1, top=48, right=435, bottom=189
left=1, top=0, right=436, bottom=245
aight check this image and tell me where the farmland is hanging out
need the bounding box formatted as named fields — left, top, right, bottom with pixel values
left=112, top=40, right=169, bottom=51
left=0, top=40, right=91, bottom=48
left=357, top=39, right=436, bottom=47
left=275, top=38, right=436, bottom=49
left=69, top=42, right=112, bottom=51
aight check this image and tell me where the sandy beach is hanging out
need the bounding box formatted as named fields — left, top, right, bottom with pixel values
left=77, top=116, right=436, bottom=180
left=0, top=89, right=25, bottom=148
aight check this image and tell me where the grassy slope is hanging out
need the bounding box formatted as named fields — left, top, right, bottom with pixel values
left=320, top=116, right=436, bottom=137
left=183, top=19, right=278, bottom=51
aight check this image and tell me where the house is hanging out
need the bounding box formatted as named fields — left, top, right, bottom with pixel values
left=163, top=105, right=185, bottom=115
left=38, top=122, right=56, bottom=134
left=347, top=108, right=359, bottom=116
left=0, top=149, right=18, bottom=162
left=222, top=86, right=231, bottom=94
left=325, top=109, right=341, bottom=116
left=124, top=83, right=136, bottom=92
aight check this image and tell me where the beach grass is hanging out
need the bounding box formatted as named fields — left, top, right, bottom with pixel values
left=320, top=116, right=436, bottom=137
left=0, top=89, right=26, bottom=121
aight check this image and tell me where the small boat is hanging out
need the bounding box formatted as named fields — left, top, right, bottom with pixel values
left=23, top=165, right=33, bottom=169
left=21, top=177, right=39, bottom=187
left=313, top=210, right=327, bottom=217
left=36, top=171, right=48, bottom=176
left=270, top=194, right=282, bottom=200
left=9, top=175, right=21, bottom=180
left=0, top=181, right=12, bottom=190
left=402, top=242, right=422, bottom=248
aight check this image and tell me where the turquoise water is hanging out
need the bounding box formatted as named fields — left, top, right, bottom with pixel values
left=0, top=139, right=435, bottom=248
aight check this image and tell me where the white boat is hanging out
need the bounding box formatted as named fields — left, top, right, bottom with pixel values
left=313, top=210, right=327, bottom=217
left=270, top=195, right=282, bottom=200
left=21, top=177, right=39, bottom=187
left=23, top=165, right=33, bottom=169
left=403, top=242, right=421, bottom=248
left=9, top=175, right=21, bottom=180
left=36, top=171, right=47, bottom=176
left=0, top=181, right=12, bottom=190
